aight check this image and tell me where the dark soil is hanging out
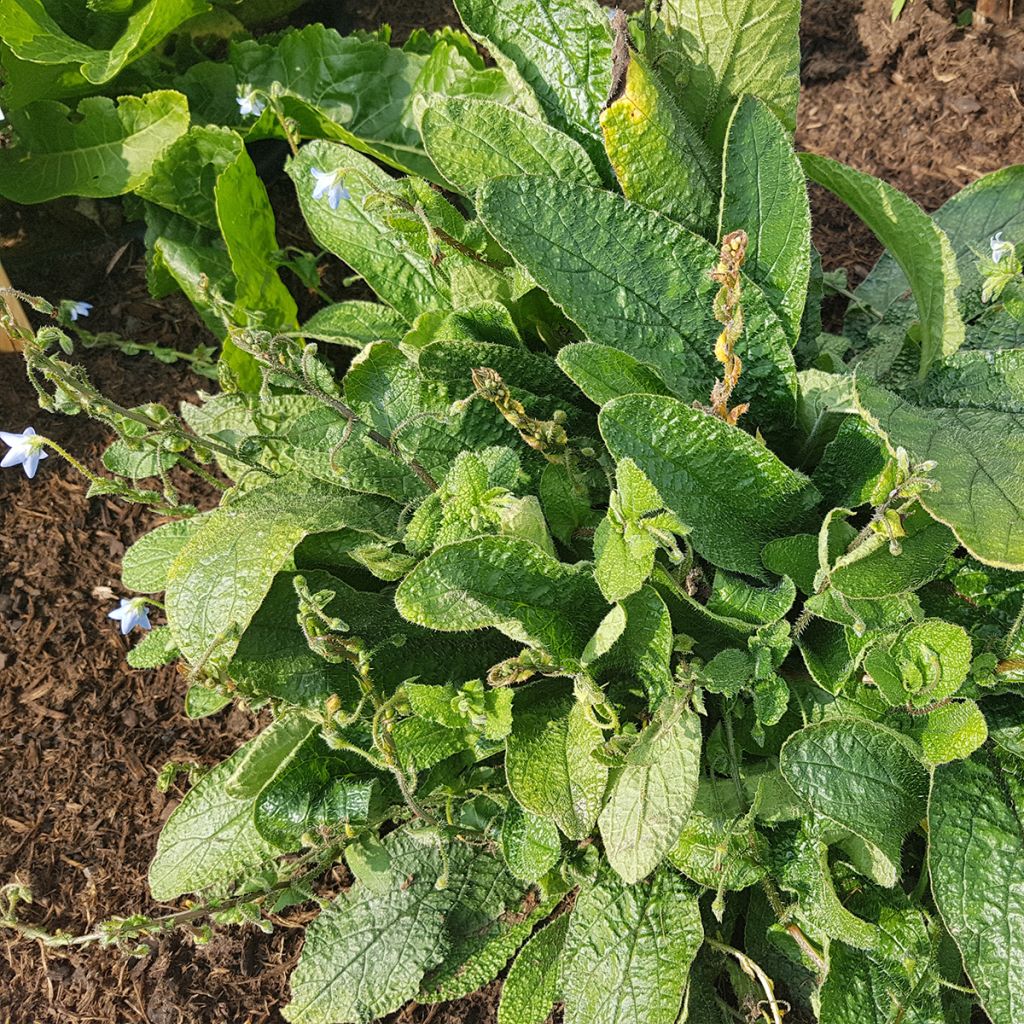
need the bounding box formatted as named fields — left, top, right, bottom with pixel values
left=1, top=0, right=1022, bottom=1021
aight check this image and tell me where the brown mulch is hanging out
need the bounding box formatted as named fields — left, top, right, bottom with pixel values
left=2, top=0, right=1023, bottom=1021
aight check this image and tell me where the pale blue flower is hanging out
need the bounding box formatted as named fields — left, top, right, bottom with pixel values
left=310, top=167, right=351, bottom=210
left=108, top=597, right=152, bottom=635
left=1, top=426, right=48, bottom=479
left=236, top=90, right=267, bottom=117
left=68, top=300, right=92, bottom=321
left=991, top=232, right=1014, bottom=264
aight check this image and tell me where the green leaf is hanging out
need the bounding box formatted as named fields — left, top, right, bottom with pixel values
left=0, top=90, right=189, bottom=203
left=232, top=24, right=511, bottom=181
left=0, top=0, right=208, bottom=86
left=599, top=51, right=717, bottom=235
left=654, top=0, right=801, bottom=152
left=780, top=719, right=928, bottom=886
left=501, top=803, right=562, bottom=882
left=856, top=379, right=1024, bottom=569
left=126, top=625, right=179, bottom=669
left=396, top=536, right=608, bottom=667
left=918, top=700, right=987, bottom=766
left=830, top=506, right=958, bottom=599
left=801, top=154, right=964, bottom=378
left=505, top=680, right=608, bottom=840
left=122, top=515, right=207, bottom=593
left=930, top=754, right=1024, bottom=1024
left=422, top=97, right=599, bottom=193
left=215, top=145, right=298, bottom=331
left=555, top=342, right=671, bottom=407
left=287, top=140, right=445, bottom=321
left=599, top=701, right=702, bottom=883
left=302, top=301, right=408, bottom=348
left=498, top=915, right=569, bottom=1024
left=560, top=865, right=703, bottom=1024
left=453, top=0, right=613, bottom=176
left=720, top=96, right=811, bottom=344
left=284, top=832, right=519, bottom=1023
left=863, top=618, right=972, bottom=708
left=149, top=740, right=279, bottom=901
left=478, top=175, right=797, bottom=423
left=166, top=477, right=398, bottom=661
left=600, top=395, right=819, bottom=578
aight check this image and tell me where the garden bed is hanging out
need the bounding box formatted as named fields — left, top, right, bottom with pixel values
left=1, top=0, right=1022, bottom=1021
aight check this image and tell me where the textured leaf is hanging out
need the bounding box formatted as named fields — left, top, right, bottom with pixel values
left=830, top=506, right=958, bottom=599
left=0, top=0, right=207, bottom=86
left=126, top=625, right=179, bottom=669
left=560, top=865, right=703, bottom=1024
left=857, top=379, right=1024, bottom=569
left=930, top=755, right=1024, bottom=1024
left=780, top=719, right=928, bottom=885
left=599, top=701, right=702, bottom=883
left=215, top=145, right=298, bottom=331
left=121, top=515, right=207, bottom=593
left=600, top=51, right=717, bottom=235
left=721, top=96, right=810, bottom=344
left=453, top=0, right=613, bottom=175
left=396, top=536, right=608, bottom=666
left=284, top=833, right=518, bottom=1023
left=498, top=915, right=569, bottom=1024
left=478, top=175, right=797, bottom=423
left=918, top=700, right=987, bottom=766
left=501, top=803, right=562, bottom=882
left=232, top=24, right=511, bottom=181
left=505, top=681, right=608, bottom=840
left=0, top=90, right=189, bottom=203
left=149, top=740, right=279, bottom=901
left=654, top=0, right=801, bottom=151
left=556, top=342, right=671, bottom=406
left=600, top=395, right=819, bottom=577
left=303, top=301, right=408, bottom=348
left=287, top=140, right=445, bottom=321
left=802, top=154, right=964, bottom=378
left=422, top=97, right=599, bottom=193
left=166, top=477, right=398, bottom=661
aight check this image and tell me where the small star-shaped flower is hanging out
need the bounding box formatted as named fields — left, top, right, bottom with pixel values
left=68, top=301, right=92, bottom=321
left=310, top=167, right=351, bottom=210
left=1, top=426, right=48, bottom=479
left=108, top=597, right=152, bottom=635
left=991, top=232, right=1014, bottom=264
left=236, top=90, right=267, bottom=117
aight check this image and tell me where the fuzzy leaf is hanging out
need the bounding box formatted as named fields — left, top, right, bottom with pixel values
left=599, top=701, right=702, bottom=883
left=930, top=755, right=1024, bottom=1024
left=560, top=865, right=703, bottom=1024
left=498, top=915, right=569, bottom=1024
left=0, top=90, right=189, bottom=203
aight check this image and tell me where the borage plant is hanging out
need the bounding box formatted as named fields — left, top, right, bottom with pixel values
left=4, top=1, right=1024, bottom=1024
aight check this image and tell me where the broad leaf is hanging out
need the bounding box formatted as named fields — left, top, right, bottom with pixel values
left=721, top=96, right=811, bottom=344
left=501, top=803, right=562, bottom=882
left=801, top=154, right=964, bottom=378
left=505, top=681, right=608, bottom=839
left=857, top=379, right=1024, bottom=569
left=560, top=865, right=703, bottom=1024
left=498, top=915, right=569, bottom=1024
left=478, top=175, right=798, bottom=423
left=287, top=140, right=446, bottom=321
left=396, top=536, right=608, bottom=666
left=600, top=50, right=717, bottom=235
left=121, top=515, right=207, bottom=593
left=599, top=701, right=702, bottom=883
left=166, top=476, right=398, bottom=661
left=556, top=342, right=671, bottom=406
left=780, top=719, right=928, bottom=885
left=0, top=90, right=189, bottom=203
left=149, top=740, right=279, bottom=901
left=454, top=0, right=613, bottom=176
left=600, top=395, right=819, bottom=578
left=654, top=0, right=801, bottom=152
left=930, top=755, right=1024, bottom=1024
left=422, top=97, right=600, bottom=193
left=303, top=301, right=408, bottom=348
